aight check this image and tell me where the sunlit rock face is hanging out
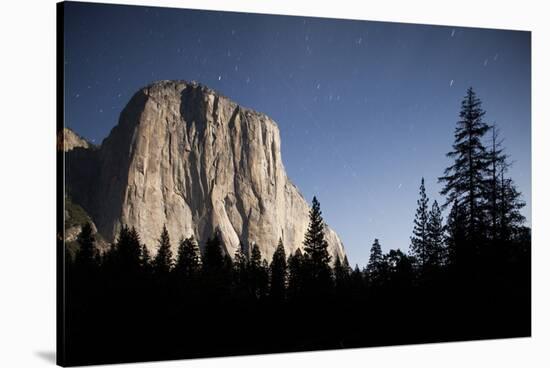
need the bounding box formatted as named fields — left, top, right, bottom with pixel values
left=70, top=80, right=346, bottom=262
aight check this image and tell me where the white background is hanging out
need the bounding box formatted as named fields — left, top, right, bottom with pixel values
left=0, top=0, right=548, bottom=367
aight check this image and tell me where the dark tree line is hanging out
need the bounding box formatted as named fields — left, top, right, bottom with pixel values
left=63, top=88, right=530, bottom=366
left=68, top=195, right=344, bottom=306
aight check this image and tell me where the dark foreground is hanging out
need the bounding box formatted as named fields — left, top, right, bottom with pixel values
left=59, top=237, right=530, bottom=366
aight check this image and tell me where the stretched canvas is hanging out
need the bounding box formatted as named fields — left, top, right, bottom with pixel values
left=57, top=1, right=531, bottom=366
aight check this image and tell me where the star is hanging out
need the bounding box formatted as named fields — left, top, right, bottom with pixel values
left=449, top=79, right=454, bottom=87
left=451, top=29, right=456, bottom=37
left=483, top=59, right=488, bottom=67
left=218, top=75, right=222, bottom=81
left=356, top=37, right=363, bottom=45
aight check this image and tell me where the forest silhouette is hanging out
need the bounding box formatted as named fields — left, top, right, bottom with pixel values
left=59, top=88, right=530, bottom=366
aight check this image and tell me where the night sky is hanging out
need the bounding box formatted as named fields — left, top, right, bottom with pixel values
left=63, top=2, right=531, bottom=267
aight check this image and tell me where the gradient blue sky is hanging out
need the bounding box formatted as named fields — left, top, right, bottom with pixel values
left=63, top=2, right=531, bottom=267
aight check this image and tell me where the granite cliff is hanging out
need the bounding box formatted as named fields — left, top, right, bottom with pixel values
left=66, top=80, right=345, bottom=261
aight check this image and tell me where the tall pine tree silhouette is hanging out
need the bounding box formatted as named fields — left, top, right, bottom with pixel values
left=174, top=236, right=202, bottom=280
left=249, top=244, right=262, bottom=270
left=75, top=222, right=97, bottom=271
left=410, top=178, right=430, bottom=268
left=487, top=127, right=526, bottom=243
left=445, top=200, right=467, bottom=268
left=303, top=196, right=332, bottom=286
left=334, top=254, right=352, bottom=292
left=439, top=87, right=490, bottom=243
left=287, top=249, right=304, bottom=300
left=426, top=200, right=445, bottom=268
left=203, top=235, right=224, bottom=273
left=233, top=243, right=249, bottom=294
left=153, top=225, right=173, bottom=276
left=366, top=238, right=385, bottom=286
left=249, top=244, right=268, bottom=299
left=115, top=226, right=142, bottom=275
left=103, top=226, right=134, bottom=279
left=140, top=243, right=152, bottom=275
left=270, top=238, right=287, bottom=301
left=202, top=234, right=229, bottom=295
left=486, top=125, right=507, bottom=242
left=497, top=171, right=525, bottom=242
